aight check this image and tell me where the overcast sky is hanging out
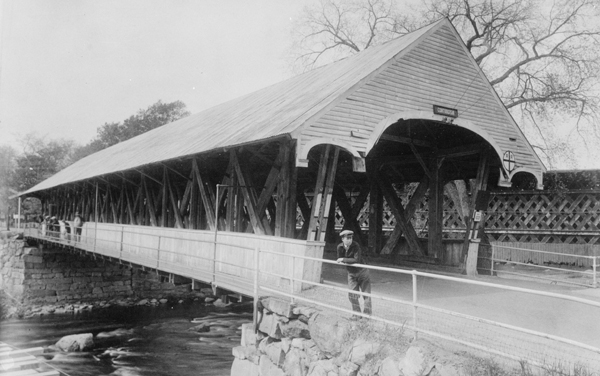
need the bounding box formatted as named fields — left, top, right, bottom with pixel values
left=1, top=0, right=598, bottom=169
left=0, top=0, right=310, bottom=149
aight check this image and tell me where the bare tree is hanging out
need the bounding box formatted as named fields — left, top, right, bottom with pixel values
left=290, top=0, right=414, bottom=70
left=290, top=0, right=600, bottom=167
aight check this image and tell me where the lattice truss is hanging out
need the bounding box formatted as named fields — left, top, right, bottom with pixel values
left=321, top=190, right=600, bottom=245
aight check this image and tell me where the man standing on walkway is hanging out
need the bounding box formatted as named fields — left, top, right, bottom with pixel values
left=336, top=229, right=372, bottom=316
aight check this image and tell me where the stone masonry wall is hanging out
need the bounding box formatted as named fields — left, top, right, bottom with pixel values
left=231, top=297, right=467, bottom=376
left=0, top=237, right=196, bottom=305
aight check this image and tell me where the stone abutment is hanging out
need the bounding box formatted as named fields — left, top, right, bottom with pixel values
left=0, top=236, right=198, bottom=307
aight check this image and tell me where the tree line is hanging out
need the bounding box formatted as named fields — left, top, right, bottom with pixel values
left=0, top=100, right=190, bottom=219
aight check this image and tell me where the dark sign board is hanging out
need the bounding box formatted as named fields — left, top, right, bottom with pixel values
left=433, top=105, right=458, bottom=118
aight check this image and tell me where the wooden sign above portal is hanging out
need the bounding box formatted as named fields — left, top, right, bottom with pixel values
left=433, top=105, right=458, bottom=118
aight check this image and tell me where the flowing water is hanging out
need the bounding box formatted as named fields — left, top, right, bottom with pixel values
left=0, top=301, right=252, bottom=376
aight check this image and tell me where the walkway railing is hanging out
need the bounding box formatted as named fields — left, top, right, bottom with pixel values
left=255, top=250, right=600, bottom=371
left=479, top=242, right=599, bottom=288
left=22, top=224, right=600, bottom=371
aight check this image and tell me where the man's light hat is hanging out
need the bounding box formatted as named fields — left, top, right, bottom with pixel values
left=340, top=229, right=354, bottom=237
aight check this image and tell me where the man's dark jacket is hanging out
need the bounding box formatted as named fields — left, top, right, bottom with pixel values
left=336, top=241, right=365, bottom=275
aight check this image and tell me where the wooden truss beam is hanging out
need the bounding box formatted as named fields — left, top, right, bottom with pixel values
left=378, top=173, right=425, bottom=257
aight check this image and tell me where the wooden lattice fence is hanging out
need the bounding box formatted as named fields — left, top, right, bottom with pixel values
left=329, top=189, right=600, bottom=245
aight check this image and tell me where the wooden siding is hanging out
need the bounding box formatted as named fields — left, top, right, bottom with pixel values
left=299, top=22, right=541, bottom=174
left=76, top=223, right=324, bottom=296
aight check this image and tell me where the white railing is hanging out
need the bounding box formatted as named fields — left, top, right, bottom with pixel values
left=22, top=225, right=600, bottom=371
left=483, top=243, right=599, bottom=288
left=255, top=249, right=600, bottom=371
left=25, top=222, right=323, bottom=297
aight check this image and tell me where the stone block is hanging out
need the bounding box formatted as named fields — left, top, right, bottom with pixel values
left=283, top=348, right=308, bottom=376
left=28, top=289, right=56, bottom=297
left=232, top=346, right=260, bottom=364
left=24, top=255, right=43, bottom=264
left=92, top=287, right=103, bottom=294
left=261, top=297, right=296, bottom=318
left=260, top=355, right=285, bottom=376
left=24, top=247, right=42, bottom=256
left=241, top=323, right=258, bottom=347
left=230, top=358, right=259, bottom=376
left=258, top=312, right=282, bottom=339
left=280, top=319, right=310, bottom=339
left=263, top=341, right=286, bottom=367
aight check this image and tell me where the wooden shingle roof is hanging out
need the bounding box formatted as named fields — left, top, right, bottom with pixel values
left=22, top=19, right=544, bottom=195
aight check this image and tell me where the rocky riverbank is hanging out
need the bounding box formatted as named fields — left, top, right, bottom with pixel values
left=0, top=287, right=232, bottom=320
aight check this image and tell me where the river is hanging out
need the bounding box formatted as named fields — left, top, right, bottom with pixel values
left=0, top=301, right=252, bottom=376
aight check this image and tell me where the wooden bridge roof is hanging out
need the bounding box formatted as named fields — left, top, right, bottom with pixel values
left=22, top=18, right=545, bottom=196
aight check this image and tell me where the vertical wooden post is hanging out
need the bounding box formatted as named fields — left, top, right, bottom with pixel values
left=463, top=152, right=490, bottom=276
left=94, top=181, right=99, bottom=251
left=227, top=152, right=237, bottom=232
left=307, top=145, right=339, bottom=242
left=427, top=156, right=444, bottom=258
left=190, top=170, right=198, bottom=229
left=368, top=167, right=383, bottom=254
left=161, top=167, right=168, bottom=227
left=307, top=146, right=331, bottom=241
left=285, top=140, right=298, bottom=238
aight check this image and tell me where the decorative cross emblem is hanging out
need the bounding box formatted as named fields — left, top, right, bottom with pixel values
left=503, top=151, right=516, bottom=172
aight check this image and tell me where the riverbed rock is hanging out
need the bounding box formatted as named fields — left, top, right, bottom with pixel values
left=55, top=333, right=94, bottom=352
left=189, top=323, right=210, bottom=333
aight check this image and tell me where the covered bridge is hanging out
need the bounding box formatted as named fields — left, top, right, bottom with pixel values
left=19, top=19, right=545, bottom=277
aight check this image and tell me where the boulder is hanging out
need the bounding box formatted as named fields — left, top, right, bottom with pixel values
left=308, top=313, right=350, bottom=357
left=308, top=359, right=338, bottom=376
left=189, top=323, right=210, bottom=333
left=379, top=356, right=401, bottom=376
left=348, top=338, right=381, bottom=366
left=398, top=346, right=434, bottom=376
left=338, top=361, right=360, bottom=376
left=55, top=333, right=94, bottom=352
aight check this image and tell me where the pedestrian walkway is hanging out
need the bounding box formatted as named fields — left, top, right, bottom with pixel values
left=296, top=259, right=600, bottom=370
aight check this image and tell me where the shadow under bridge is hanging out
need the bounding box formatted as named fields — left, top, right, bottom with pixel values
left=25, top=223, right=325, bottom=297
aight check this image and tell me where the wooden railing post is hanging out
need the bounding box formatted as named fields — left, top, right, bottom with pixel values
left=119, top=226, right=124, bottom=260
left=593, top=253, right=597, bottom=288
left=253, top=247, right=260, bottom=332
left=491, top=245, right=495, bottom=276
left=289, top=254, right=295, bottom=302
left=412, top=272, right=418, bottom=341
left=157, top=236, right=161, bottom=270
